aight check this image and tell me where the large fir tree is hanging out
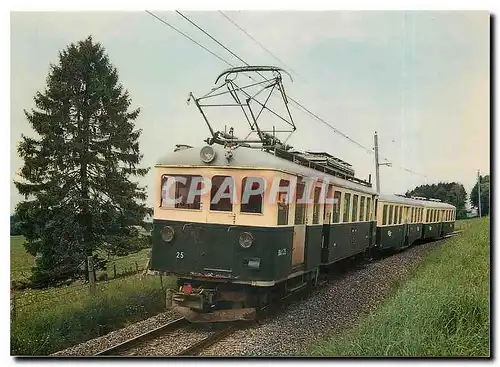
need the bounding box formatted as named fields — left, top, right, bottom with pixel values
left=405, top=182, right=468, bottom=219
left=15, top=36, right=150, bottom=286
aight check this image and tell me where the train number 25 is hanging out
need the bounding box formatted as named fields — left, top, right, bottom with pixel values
left=176, top=251, right=184, bottom=259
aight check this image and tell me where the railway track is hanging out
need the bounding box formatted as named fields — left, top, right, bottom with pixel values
left=95, top=317, right=188, bottom=356
left=93, top=232, right=462, bottom=357
left=94, top=316, right=237, bottom=356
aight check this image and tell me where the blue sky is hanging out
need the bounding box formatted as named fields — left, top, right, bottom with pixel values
left=10, top=11, right=490, bottom=212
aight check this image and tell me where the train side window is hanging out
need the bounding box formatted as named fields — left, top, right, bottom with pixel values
left=410, top=207, right=414, bottom=223
left=352, top=194, right=359, bottom=222
left=343, top=193, right=351, bottom=222
left=332, top=191, right=342, bottom=223
left=161, top=174, right=203, bottom=210
left=312, top=187, right=321, bottom=224
left=241, top=177, right=265, bottom=214
left=360, top=196, right=366, bottom=221
left=210, top=176, right=234, bottom=212
left=420, top=208, right=423, bottom=222
left=389, top=205, right=394, bottom=225
left=398, top=206, right=403, bottom=224
left=425, top=210, right=429, bottom=223
left=323, top=185, right=333, bottom=223
left=294, top=182, right=306, bottom=225
left=394, top=206, right=399, bottom=224
left=277, top=179, right=290, bottom=225
left=382, top=204, right=388, bottom=225
left=374, top=198, right=378, bottom=218
left=366, top=197, right=372, bottom=221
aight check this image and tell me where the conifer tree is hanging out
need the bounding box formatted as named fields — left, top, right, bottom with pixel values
left=15, top=36, right=150, bottom=286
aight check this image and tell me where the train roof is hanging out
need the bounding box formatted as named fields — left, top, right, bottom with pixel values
left=156, top=145, right=377, bottom=195
left=378, top=194, right=456, bottom=209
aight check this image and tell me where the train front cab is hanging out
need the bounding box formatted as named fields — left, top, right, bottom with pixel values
left=151, top=164, right=341, bottom=321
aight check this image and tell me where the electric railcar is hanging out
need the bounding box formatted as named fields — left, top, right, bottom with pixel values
left=150, top=144, right=456, bottom=322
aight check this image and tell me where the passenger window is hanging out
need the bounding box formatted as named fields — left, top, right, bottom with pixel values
left=210, top=176, right=234, bottom=211
left=394, top=206, right=399, bottom=224
left=426, top=210, right=429, bottom=223
left=294, top=182, right=306, bottom=225
left=359, top=197, right=365, bottom=221
left=398, top=206, right=403, bottom=224
left=343, top=193, right=351, bottom=222
left=312, top=187, right=321, bottom=224
left=410, top=207, right=414, bottom=223
left=161, top=174, right=203, bottom=210
left=389, top=205, right=394, bottom=225
left=323, top=185, right=333, bottom=223
left=352, top=194, right=359, bottom=222
left=241, top=177, right=265, bottom=214
left=332, top=191, right=342, bottom=223
left=277, top=179, right=290, bottom=225
left=382, top=204, right=388, bottom=225
left=366, top=197, right=371, bottom=221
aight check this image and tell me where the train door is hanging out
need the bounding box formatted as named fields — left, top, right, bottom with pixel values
left=203, top=175, right=236, bottom=271
left=321, top=185, right=333, bottom=250
left=402, top=206, right=409, bottom=247
left=369, top=196, right=378, bottom=247
left=292, top=182, right=306, bottom=268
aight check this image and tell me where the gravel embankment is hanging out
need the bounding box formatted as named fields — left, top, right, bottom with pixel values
left=52, top=310, right=180, bottom=356
left=200, top=240, right=443, bottom=356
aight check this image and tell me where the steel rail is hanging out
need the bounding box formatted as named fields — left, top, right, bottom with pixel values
left=94, top=317, right=188, bottom=356
left=176, top=326, right=237, bottom=356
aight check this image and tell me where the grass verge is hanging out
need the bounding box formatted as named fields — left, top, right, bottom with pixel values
left=307, top=217, right=490, bottom=357
left=11, top=274, right=176, bottom=355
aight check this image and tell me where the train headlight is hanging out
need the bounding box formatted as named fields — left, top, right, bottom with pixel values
left=239, top=232, right=253, bottom=249
left=200, top=145, right=216, bottom=163
left=162, top=226, right=175, bottom=243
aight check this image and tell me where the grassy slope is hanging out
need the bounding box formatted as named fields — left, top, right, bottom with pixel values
left=10, top=236, right=176, bottom=355
left=308, top=217, right=490, bottom=357
left=10, top=236, right=35, bottom=283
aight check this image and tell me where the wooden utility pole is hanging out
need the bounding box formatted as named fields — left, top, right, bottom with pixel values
left=477, top=169, right=482, bottom=218
left=88, top=256, right=96, bottom=296
left=374, top=131, right=391, bottom=193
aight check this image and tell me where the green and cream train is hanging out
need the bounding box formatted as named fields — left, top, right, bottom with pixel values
left=150, top=144, right=456, bottom=322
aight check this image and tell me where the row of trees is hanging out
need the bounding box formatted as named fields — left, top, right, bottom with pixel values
left=12, top=35, right=490, bottom=287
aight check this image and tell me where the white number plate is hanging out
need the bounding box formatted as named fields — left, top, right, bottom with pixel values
left=277, top=248, right=287, bottom=256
